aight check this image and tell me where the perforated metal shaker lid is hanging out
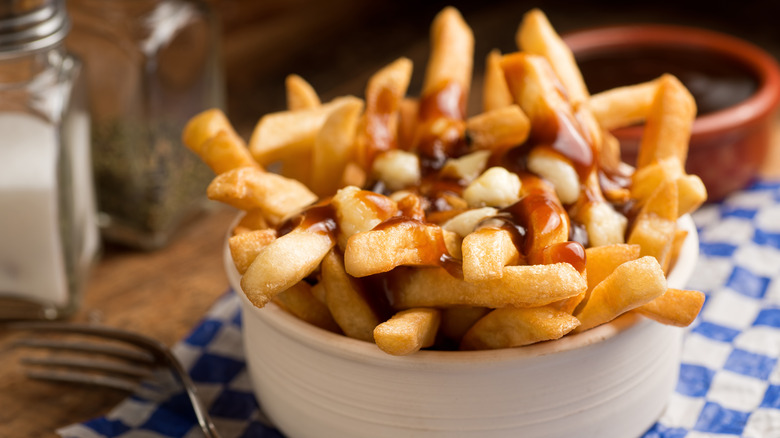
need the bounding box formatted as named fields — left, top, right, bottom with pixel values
left=0, top=0, right=69, bottom=55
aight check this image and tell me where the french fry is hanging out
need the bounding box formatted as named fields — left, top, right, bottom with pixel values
left=628, top=180, right=679, bottom=268
left=198, top=130, right=259, bottom=174
left=207, top=166, right=317, bottom=224
left=636, top=74, right=697, bottom=169
left=344, top=219, right=452, bottom=277
left=677, top=174, right=707, bottom=216
left=461, top=306, right=580, bottom=350
left=397, top=98, right=419, bottom=150
left=374, top=308, right=441, bottom=355
left=233, top=209, right=268, bottom=233
left=228, top=229, right=277, bottom=274
left=585, top=244, right=641, bottom=293
left=249, top=96, right=359, bottom=165
left=422, top=7, right=473, bottom=105
left=465, top=105, right=530, bottom=152
left=321, top=250, right=382, bottom=342
left=285, top=74, right=321, bottom=111
left=482, top=49, right=513, bottom=112
left=517, top=9, right=589, bottom=106
left=241, top=225, right=335, bottom=308
left=574, top=256, right=667, bottom=332
left=390, top=263, right=586, bottom=309
left=635, top=288, right=705, bottom=327
left=356, top=57, right=413, bottom=168
left=462, top=227, right=521, bottom=282
left=274, top=281, right=340, bottom=333
left=590, top=78, right=660, bottom=130
left=439, top=306, right=491, bottom=343
left=182, top=108, right=241, bottom=156
left=311, top=97, right=364, bottom=196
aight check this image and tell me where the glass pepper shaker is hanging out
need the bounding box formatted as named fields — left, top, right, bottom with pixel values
left=66, top=0, right=224, bottom=250
left=0, top=0, right=99, bottom=320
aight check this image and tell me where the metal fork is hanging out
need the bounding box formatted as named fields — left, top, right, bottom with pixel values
left=5, top=321, right=222, bottom=438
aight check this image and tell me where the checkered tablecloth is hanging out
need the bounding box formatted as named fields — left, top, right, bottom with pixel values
left=59, top=181, right=780, bottom=438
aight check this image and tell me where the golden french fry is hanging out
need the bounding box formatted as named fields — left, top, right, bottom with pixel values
left=439, top=306, right=490, bottom=343
left=628, top=179, right=678, bottom=268
left=249, top=96, right=358, bottom=165
left=321, top=250, right=382, bottom=342
left=516, top=9, right=589, bottom=106
left=461, top=306, right=580, bottom=350
left=228, top=229, right=277, bottom=274
left=482, top=49, right=513, bottom=112
left=397, top=98, right=419, bottom=150
left=356, top=57, right=413, bottom=168
left=422, top=7, right=474, bottom=104
left=461, top=227, right=520, bottom=282
left=279, top=149, right=313, bottom=189
left=198, top=130, right=258, bottom=174
left=285, top=74, right=321, bottom=111
left=666, top=229, right=689, bottom=274
left=275, top=281, right=341, bottom=333
left=233, top=209, right=269, bottom=233
left=589, top=78, right=660, bottom=130
left=574, top=256, right=667, bottom=332
left=310, top=281, right=327, bottom=304
left=501, top=53, right=594, bottom=180
left=374, top=308, right=441, bottom=355
left=344, top=219, right=452, bottom=277
left=677, top=174, right=707, bottom=216
left=631, top=157, right=684, bottom=203
left=311, top=97, right=365, bottom=196
left=390, top=263, right=586, bottom=309
left=466, top=105, right=530, bottom=152
left=585, top=244, right=641, bottom=293
left=207, top=166, right=317, bottom=224
left=636, top=74, right=697, bottom=169
left=182, top=108, right=240, bottom=155
left=240, top=225, right=335, bottom=308
left=635, top=288, right=705, bottom=327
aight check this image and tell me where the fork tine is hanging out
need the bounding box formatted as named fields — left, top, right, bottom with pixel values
left=25, top=369, right=141, bottom=393
left=4, top=321, right=223, bottom=438
left=14, top=338, right=156, bottom=363
left=21, top=356, right=154, bottom=378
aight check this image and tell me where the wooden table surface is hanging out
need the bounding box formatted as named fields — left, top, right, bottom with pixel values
left=3, top=2, right=780, bottom=436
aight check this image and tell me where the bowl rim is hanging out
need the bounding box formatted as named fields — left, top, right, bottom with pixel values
left=562, top=23, right=780, bottom=142
left=229, top=214, right=699, bottom=366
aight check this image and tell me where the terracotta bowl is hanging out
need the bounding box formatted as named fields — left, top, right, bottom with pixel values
left=226, top=216, right=699, bottom=438
left=563, top=24, right=780, bottom=201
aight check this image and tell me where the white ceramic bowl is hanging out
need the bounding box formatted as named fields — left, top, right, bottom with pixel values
left=225, top=215, right=699, bottom=438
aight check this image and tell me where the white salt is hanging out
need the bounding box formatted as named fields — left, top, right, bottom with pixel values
left=0, top=112, right=68, bottom=306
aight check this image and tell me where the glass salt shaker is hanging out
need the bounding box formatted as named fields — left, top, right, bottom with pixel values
left=66, top=0, right=224, bottom=250
left=0, top=0, right=99, bottom=320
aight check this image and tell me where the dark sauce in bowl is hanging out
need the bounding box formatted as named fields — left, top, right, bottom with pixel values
left=576, top=46, right=759, bottom=116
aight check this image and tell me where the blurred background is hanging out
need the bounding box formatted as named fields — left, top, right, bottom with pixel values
left=210, top=0, right=780, bottom=137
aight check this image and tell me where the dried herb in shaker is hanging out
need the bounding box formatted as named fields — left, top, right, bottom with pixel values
left=67, top=0, right=224, bottom=250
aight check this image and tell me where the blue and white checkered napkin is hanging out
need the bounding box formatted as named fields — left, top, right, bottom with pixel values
left=59, top=181, right=780, bottom=438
